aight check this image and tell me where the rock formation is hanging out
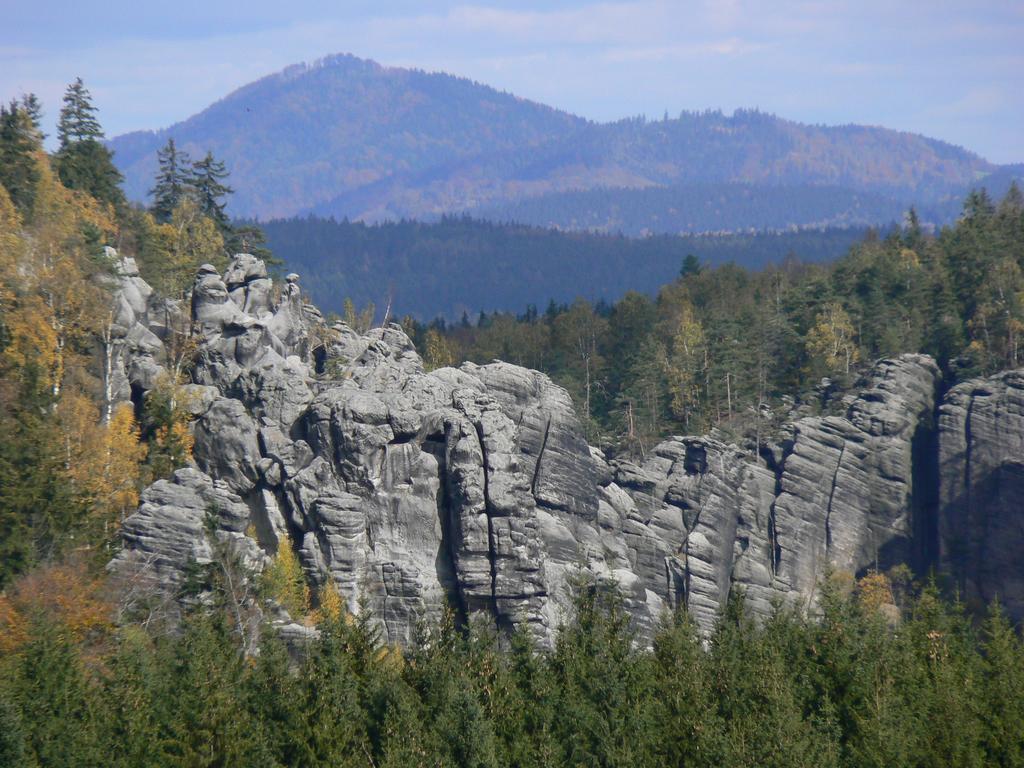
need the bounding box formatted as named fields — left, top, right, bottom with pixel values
left=939, top=371, right=1024, bottom=619
left=108, top=252, right=1024, bottom=645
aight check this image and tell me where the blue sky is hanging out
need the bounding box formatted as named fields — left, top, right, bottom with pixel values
left=2, top=0, right=1022, bottom=163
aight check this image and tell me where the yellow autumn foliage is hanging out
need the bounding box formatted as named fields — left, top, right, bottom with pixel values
left=316, top=578, right=345, bottom=624
left=260, top=542, right=310, bottom=619
left=1, top=156, right=115, bottom=397
left=58, top=393, right=148, bottom=533
left=806, top=302, right=860, bottom=375
left=662, top=297, right=705, bottom=424
left=857, top=571, right=896, bottom=613
left=0, top=557, right=114, bottom=654
left=0, top=185, right=23, bottom=305
left=423, top=328, right=455, bottom=370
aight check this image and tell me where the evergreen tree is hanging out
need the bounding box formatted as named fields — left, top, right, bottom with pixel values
left=57, top=78, right=102, bottom=147
left=0, top=99, right=42, bottom=213
left=54, top=78, right=124, bottom=207
left=226, top=222, right=276, bottom=263
left=548, top=581, right=658, bottom=767
left=149, top=138, right=191, bottom=224
left=651, top=609, right=724, bottom=766
left=0, top=695, right=29, bottom=768
left=680, top=252, right=702, bottom=277
left=19, top=93, right=44, bottom=141
left=190, top=151, right=233, bottom=234
left=12, top=616, right=107, bottom=766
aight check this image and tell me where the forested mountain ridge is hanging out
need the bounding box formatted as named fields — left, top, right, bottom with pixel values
left=470, top=179, right=1024, bottom=236
left=108, top=53, right=1008, bottom=230
left=109, top=54, right=585, bottom=219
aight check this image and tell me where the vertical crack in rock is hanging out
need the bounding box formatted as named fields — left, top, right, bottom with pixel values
left=824, top=443, right=846, bottom=551
left=910, top=406, right=940, bottom=573
left=427, top=436, right=467, bottom=627
left=767, top=503, right=781, bottom=578
left=955, top=389, right=981, bottom=592
left=764, top=449, right=785, bottom=579
left=963, top=390, right=979, bottom=513
left=474, top=421, right=502, bottom=629
left=530, top=415, right=552, bottom=497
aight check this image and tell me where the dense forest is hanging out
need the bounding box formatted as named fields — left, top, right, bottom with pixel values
left=472, top=182, right=912, bottom=235
left=3, top=560, right=1024, bottom=768
left=3, top=82, right=1024, bottom=767
left=262, top=214, right=871, bottom=319
left=402, top=188, right=1024, bottom=453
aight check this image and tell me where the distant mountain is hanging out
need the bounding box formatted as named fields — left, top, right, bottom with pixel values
left=260, top=215, right=872, bottom=320
left=109, top=54, right=583, bottom=219
left=109, top=53, right=1010, bottom=232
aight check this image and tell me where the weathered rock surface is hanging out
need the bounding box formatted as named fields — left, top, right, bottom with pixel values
left=108, top=252, right=1024, bottom=645
left=939, top=370, right=1024, bottom=619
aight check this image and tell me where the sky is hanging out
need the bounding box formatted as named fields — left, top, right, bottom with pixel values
left=2, top=0, right=1022, bottom=163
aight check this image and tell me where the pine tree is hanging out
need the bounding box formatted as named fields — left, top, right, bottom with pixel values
left=651, top=609, right=724, bottom=766
left=0, top=694, right=28, bottom=767
left=149, top=138, right=191, bottom=224
left=14, top=615, right=107, bottom=766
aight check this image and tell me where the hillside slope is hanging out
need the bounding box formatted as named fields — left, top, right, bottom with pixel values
left=109, top=54, right=585, bottom=219
left=109, top=54, right=1000, bottom=227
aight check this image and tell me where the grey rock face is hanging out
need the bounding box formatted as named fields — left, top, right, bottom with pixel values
left=110, top=255, right=1024, bottom=645
left=114, top=467, right=264, bottom=587
left=100, top=248, right=182, bottom=409
left=771, top=355, right=941, bottom=604
left=939, top=370, right=1024, bottom=619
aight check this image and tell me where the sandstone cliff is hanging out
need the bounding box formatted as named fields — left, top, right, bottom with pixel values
left=108, top=252, right=1024, bottom=644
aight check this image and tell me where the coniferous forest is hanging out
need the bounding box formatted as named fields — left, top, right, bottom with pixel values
left=2, top=83, right=1024, bottom=768
left=409, top=189, right=1024, bottom=454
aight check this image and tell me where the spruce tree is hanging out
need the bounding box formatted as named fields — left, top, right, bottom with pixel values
left=54, top=78, right=124, bottom=207
left=149, top=138, right=191, bottom=224
left=190, top=150, right=233, bottom=233
left=57, top=77, right=103, bottom=147
left=0, top=100, right=42, bottom=213
left=19, top=93, right=44, bottom=141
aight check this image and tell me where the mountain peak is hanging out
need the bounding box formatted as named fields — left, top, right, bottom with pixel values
left=109, top=55, right=996, bottom=223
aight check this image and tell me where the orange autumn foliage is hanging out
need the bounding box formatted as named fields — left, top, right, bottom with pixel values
left=0, top=557, right=114, bottom=654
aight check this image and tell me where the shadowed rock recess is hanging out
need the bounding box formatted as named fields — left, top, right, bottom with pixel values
left=109, top=252, right=1024, bottom=645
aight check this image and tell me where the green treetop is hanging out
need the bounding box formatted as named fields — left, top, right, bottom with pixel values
left=56, top=77, right=103, bottom=147
left=150, top=138, right=192, bottom=224
left=190, top=151, right=233, bottom=232
left=0, top=98, right=44, bottom=213
left=54, top=78, right=124, bottom=208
